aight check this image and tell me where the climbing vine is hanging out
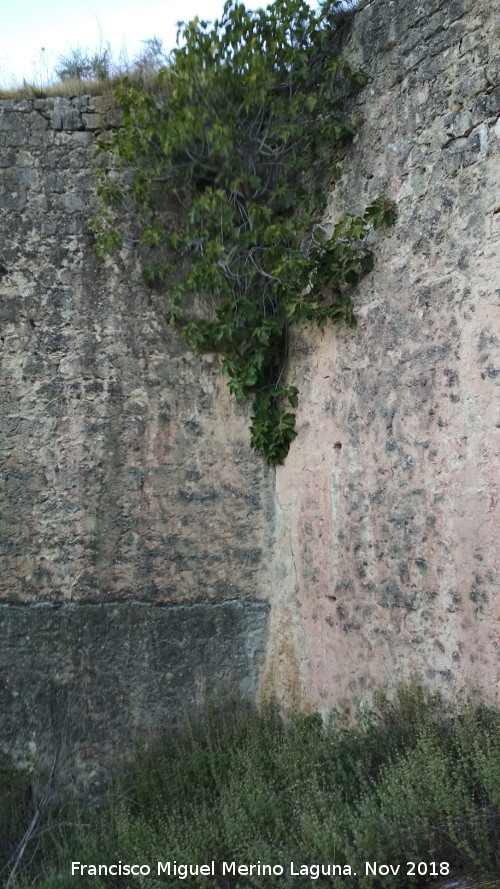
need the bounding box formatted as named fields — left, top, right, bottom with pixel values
left=94, top=0, right=396, bottom=465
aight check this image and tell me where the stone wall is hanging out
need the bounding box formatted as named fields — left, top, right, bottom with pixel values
left=0, top=96, right=271, bottom=783
left=269, top=0, right=500, bottom=712
left=0, top=0, right=499, bottom=780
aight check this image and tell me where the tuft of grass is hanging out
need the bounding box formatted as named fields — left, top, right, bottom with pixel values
left=0, top=37, right=169, bottom=100
left=0, top=79, right=109, bottom=100
left=0, top=753, right=34, bottom=879
left=7, top=687, right=500, bottom=889
left=0, top=68, right=166, bottom=101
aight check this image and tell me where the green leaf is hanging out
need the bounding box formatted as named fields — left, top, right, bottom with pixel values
left=360, top=252, right=374, bottom=272
left=94, top=0, right=395, bottom=466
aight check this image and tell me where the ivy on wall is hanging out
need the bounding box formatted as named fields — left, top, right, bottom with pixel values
left=94, top=0, right=396, bottom=465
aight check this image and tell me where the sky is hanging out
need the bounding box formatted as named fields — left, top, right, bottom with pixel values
left=0, top=0, right=348, bottom=89
left=0, top=0, right=235, bottom=87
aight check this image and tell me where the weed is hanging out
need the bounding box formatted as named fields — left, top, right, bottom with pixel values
left=9, top=687, right=500, bottom=889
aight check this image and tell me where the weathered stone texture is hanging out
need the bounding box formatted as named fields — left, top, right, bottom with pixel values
left=0, top=96, right=271, bottom=606
left=0, top=96, right=271, bottom=774
left=269, top=0, right=500, bottom=711
left=0, top=599, right=268, bottom=790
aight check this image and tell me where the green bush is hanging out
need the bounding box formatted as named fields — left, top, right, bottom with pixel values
left=94, top=0, right=396, bottom=465
left=55, top=45, right=115, bottom=82
left=12, top=687, right=500, bottom=889
left=55, top=37, right=169, bottom=84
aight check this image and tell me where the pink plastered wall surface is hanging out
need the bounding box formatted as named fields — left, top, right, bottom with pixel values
left=265, top=0, right=500, bottom=712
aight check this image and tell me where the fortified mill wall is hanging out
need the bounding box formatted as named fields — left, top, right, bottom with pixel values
left=1, top=0, right=499, bottom=787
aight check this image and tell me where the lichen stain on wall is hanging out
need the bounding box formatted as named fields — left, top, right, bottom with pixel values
left=271, top=0, right=500, bottom=712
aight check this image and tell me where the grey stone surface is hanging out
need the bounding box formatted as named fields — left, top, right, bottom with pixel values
left=0, top=96, right=272, bottom=608
left=0, top=600, right=269, bottom=790
left=0, top=96, right=273, bottom=780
